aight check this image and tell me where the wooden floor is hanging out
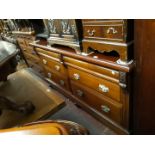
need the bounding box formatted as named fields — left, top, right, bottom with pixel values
left=16, top=61, right=116, bottom=135
left=49, top=96, right=116, bottom=135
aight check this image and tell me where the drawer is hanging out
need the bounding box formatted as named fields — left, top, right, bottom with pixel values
left=44, top=67, right=70, bottom=91
left=35, top=48, right=60, bottom=60
left=17, top=38, right=26, bottom=46
left=24, top=52, right=40, bottom=64
left=24, top=38, right=34, bottom=46
left=64, top=56, right=119, bottom=80
left=83, top=25, right=123, bottom=41
left=38, top=53, right=67, bottom=76
left=71, top=81, right=122, bottom=124
left=68, top=66, right=121, bottom=102
left=27, top=60, right=44, bottom=75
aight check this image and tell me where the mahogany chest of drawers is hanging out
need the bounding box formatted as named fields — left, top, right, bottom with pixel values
left=22, top=19, right=134, bottom=134
left=13, top=32, right=44, bottom=74
left=29, top=40, right=134, bottom=134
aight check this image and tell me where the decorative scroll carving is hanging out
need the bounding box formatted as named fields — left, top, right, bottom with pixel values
left=61, top=19, right=72, bottom=35
left=48, top=19, right=57, bottom=34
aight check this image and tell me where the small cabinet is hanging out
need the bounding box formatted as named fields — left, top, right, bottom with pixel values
left=47, top=19, right=83, bottom=53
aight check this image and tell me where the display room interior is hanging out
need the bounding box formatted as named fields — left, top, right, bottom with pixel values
left=0, top=19, right=154, bottom=135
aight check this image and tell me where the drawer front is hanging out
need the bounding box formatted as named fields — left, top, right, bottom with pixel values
left=39, top=54, right=67, bottom=76
left=71, top=81, right=122, bottom=124
left=83, top=25, right=123, bottom=41
left=35, top=48, right=60, bottom=60
left=24, top=38, right=33, bottom=46
left=24, top=52, right=40, bottom=64
left=17, top=38, right=26, bottom=46
left=27, top=60, right=44, bottom=75
left=64, top=56, right=119, bottom=80
left=45, top=67, right=70, bottom=91
left=68, top=66, right=121, bottom=102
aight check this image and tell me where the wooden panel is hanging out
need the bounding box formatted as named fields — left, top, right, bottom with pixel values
left=17, top=38, right=26, bottom=46
left=24, top=52, right=40, bottom=63
left=38, top=53, right=67, bottom=76
left=83, top=25, right=123, bottom=41
left=133, top=20, right=155, bottom=134
left=35, top=48, right=60, bottom=60
left=44, top=66, right=71, bottom=91
left=71, top=81, right=122, bottom=124
left=64, top=56, right=119, bottom=80
left=0, top=68, right=65, bottom=129
left=68, top=66, right=121, bottom=102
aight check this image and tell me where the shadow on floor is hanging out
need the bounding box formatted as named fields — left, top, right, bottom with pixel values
left=48, top=98, right=116, bottom=135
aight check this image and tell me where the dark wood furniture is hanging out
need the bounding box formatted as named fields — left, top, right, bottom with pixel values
left=12, top=31, right=44, bottom=75
left=47, top=19, right=82, bottom=53
left=82, top=19, right=134, bottom=64
left=0, top=68, right=65, bottom=129
left=1, top=19, right=134, bottom=134
left=29, top=37, right=134, bottom=134
left=133, top=20, right=155, bottom=134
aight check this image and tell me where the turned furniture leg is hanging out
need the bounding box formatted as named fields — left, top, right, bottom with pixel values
left=0, top=96, right=35, bottom=115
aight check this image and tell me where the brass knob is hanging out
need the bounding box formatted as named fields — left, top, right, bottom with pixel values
left=98, top=84, right=109, bottom=93
left=47, top=72, right=52, bottom=78
left=73, top=73, right=80, bottom=80
left=101, top=105, right=110, bottom=113
left=76, top=89, right=84, bottom=97
left=42, top=59, right=47, bottom=65
left=55, top=65, right=60, bottom=71
left=87, top=29, right=96, bottom=36
left=59, top=80, right=65, bottom=85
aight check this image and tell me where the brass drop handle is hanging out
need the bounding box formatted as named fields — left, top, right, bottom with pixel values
left=42, top=59, right=47, bottom=65
left=55, top=65, right=60, bottom=71
left=73, top=73, right=80, bottom=80
left=87, top=29, right=96, bottom=36
left=106, top=27, right=118, bottom=34
left=76, top=89, right=84, bottom=97
left=60, top=80, right=65, bottom=86
left=101, top=105, right=110, bottom=113
left=47, top=72, right=52, bottom=78
left=99, top=84, right=109, bottom=93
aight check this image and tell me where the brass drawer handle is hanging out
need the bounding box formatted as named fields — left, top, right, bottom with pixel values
left=73, top=73, right=80, bottom=80
left=87, top=29, right=96, bottom=36
left=42, top=59, right=47, bottom=65
left=106, top=27, right=118, bottom=34
left=47, top=72, right=52, bottom=78
left=76, top=89, right=84, bottom=97
left=55, top=65, right=60, bottom=71
left=99, top=84, right=109, bottom=93
left=101, top=105, right=110, bottom=113
left=59, top=80, right=65, bottom=86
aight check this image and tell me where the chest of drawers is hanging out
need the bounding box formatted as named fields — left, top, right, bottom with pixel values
left=30, top=42, right=133, bottom=134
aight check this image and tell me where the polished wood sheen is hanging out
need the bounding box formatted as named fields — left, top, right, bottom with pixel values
left=0, top=120, right=88, bottom=135
left=133, top=20, right=155, bottom=134
left=0, top=68, right=65, bottom=129
left=68, top=66, right=121, bottom=102
left=71, top=81, right=123, bottom=124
